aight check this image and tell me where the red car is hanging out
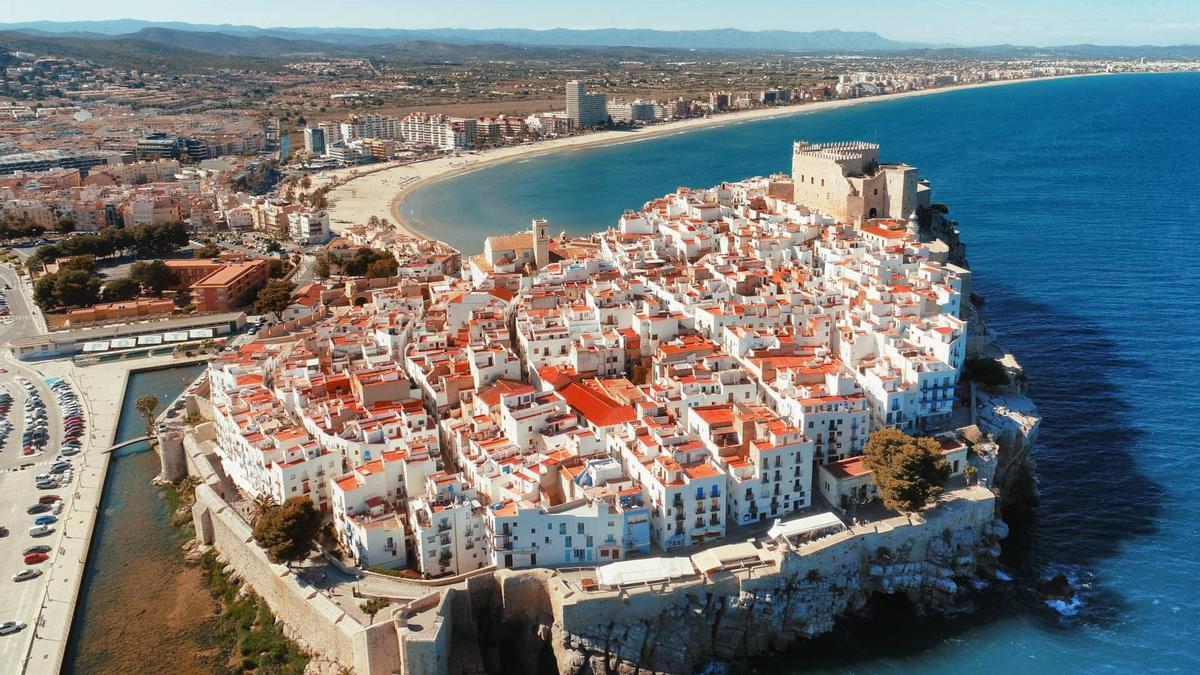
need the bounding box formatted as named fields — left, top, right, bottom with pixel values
left=38, top=495, right=61, bottom=504
left=24, top=552, right=48, bottom=564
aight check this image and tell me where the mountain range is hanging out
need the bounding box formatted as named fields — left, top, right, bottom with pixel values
left=0, top=20, right=933, bottom=51
left=1, top=20, right=1197, bottom=70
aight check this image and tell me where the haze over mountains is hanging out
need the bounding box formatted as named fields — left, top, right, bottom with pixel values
left=2, top=20, right=933, bottom=51
left=1, top=19, right=1198, bottom=68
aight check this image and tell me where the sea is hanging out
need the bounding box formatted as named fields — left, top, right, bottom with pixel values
left=403, top=72, right=1200, bottom=673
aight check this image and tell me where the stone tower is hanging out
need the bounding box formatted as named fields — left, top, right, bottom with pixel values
left=906, top=210, right=920, bottom=239
left=532, top=218, right=550, bottom=269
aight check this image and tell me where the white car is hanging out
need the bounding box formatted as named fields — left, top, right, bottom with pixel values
left=12, top=569, right=40, bottom=582
left=0, top=621, right=25, bottom=636
left=28, top=525, right=53, bottom=537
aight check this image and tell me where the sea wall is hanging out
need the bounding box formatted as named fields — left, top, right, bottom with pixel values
left=191, top=483, right=364, bottom=670
left=475, top=487, right=1003, bottom=675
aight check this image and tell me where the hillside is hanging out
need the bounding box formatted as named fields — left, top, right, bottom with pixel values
left=0, top=30, right=279, bottom=71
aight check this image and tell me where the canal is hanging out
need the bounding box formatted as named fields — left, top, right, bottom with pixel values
left=62, top=364, right=219, bottom=673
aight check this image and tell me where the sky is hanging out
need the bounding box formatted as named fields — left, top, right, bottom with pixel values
left=5, top=0, right=1200, bottom=46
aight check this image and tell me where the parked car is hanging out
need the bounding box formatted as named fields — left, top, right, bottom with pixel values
left=12, top=569, right=40, bottom=582
left=36, top=480, right=57, bottom=490
left=33, top=515, right=56, bottom=526
left=23, top=545, right=50, bottom=556
left=25, top=504, right=49, bottom=515
left=28, top=525, right=52, bottom=537
left=0, top=621, right=26, bottom=636
left=23, top=552, right=47, bottom=564
left=38, top=495, right=60, bottom=504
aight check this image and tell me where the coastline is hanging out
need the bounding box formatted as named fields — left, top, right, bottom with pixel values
left=321, top=71, right=1119, bottom=244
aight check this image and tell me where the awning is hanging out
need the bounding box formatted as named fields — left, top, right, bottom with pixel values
left=595, top=556, right=695, bottom=587
left=766, top=511, right=846, bottom=542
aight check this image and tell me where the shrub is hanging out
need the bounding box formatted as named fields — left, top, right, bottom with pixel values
left=962, top=356, right=1009, bottom=389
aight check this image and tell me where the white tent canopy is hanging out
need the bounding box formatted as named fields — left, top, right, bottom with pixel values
left=595, top=556, right=695, bottom=587
left=767, top=512, right=846, bottom=542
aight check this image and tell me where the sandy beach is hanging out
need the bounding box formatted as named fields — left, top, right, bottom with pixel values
left=323, top=73, right=1112, bottom=244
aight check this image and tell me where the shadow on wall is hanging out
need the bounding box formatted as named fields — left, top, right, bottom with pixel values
left=761, top=285, right=1162, bottom=670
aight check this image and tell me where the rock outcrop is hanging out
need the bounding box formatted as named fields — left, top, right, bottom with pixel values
left=468, top=491, right=1006, bottom=675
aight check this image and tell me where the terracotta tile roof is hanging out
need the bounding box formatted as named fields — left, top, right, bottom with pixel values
left=561, top=381, right=638, bottom=427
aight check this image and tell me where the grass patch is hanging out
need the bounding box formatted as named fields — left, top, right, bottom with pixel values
left=367, top=565, right=423, bottom=579
left=199, top=552, right=310, bottom=674
left=156, top=477, right=309, bottom=675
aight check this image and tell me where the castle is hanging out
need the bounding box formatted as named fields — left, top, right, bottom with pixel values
left=791, top=140, right=931, bottom=224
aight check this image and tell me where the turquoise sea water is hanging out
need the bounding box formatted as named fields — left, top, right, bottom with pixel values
left=405, top=72, right=1200, bottom=672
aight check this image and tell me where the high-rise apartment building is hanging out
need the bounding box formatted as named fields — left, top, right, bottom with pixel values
left=565, top=80, right=608, bottom=128
left=303, top=127, right=326, bottom=155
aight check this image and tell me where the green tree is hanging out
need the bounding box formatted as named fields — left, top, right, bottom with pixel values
left=33, top=275, right=57, bottom=310
left=101, top=277, right=141, bottom=302
left=862, top=428, right=951, bottom=513
left=53, top=269, right=100, bottom=308
left=365, top=257, right=397, bottom=279
left=135, top=394, right=160, bottom=436
left=194, top=242, right=222, bottom=259
left=251, top=496, right=323, bottom=565
left=267, top=258, right=291, bottom=278
left=129, top=259, right=180, bottom=295
left=54, top=215, right=76, bottom=234
left=963, top=465, right=979, bottom=486
left=359, top=597, right=390, bottom=624
left=314, top=256, right=331, bottom=279
left=253, top=279, right=295, bottom=315
left=58, top=255, right=97, bottom=274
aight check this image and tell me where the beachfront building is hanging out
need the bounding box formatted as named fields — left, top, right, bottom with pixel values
left=400, top=113, right=476, bottom=151
left=288, top=208, right=331, bottom=244
left=566, top=80, right=608, bottom=128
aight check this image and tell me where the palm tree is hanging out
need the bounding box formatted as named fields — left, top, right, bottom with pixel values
left=251, top=493, right=277, bottom=527
left=134, top=395, right=159, bottom=436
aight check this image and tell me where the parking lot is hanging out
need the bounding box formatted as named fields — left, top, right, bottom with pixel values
left=0, top=263, right=83, bottom=665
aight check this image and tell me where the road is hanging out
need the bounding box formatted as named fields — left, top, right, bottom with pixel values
left=0, top=263, right=75, bottom=671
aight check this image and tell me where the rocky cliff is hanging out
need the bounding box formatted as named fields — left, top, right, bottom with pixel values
left=468, top=491, right=1007, bottom=675
left=931, top=205, right=1042, bottom=517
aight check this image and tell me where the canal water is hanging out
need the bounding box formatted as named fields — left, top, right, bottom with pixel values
left=62, top=364, right=215, bottom=674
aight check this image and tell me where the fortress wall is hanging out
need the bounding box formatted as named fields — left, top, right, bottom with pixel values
left=192, top=484, right=365, bottom=671
left=528, top=487, right=1000, bottom=674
